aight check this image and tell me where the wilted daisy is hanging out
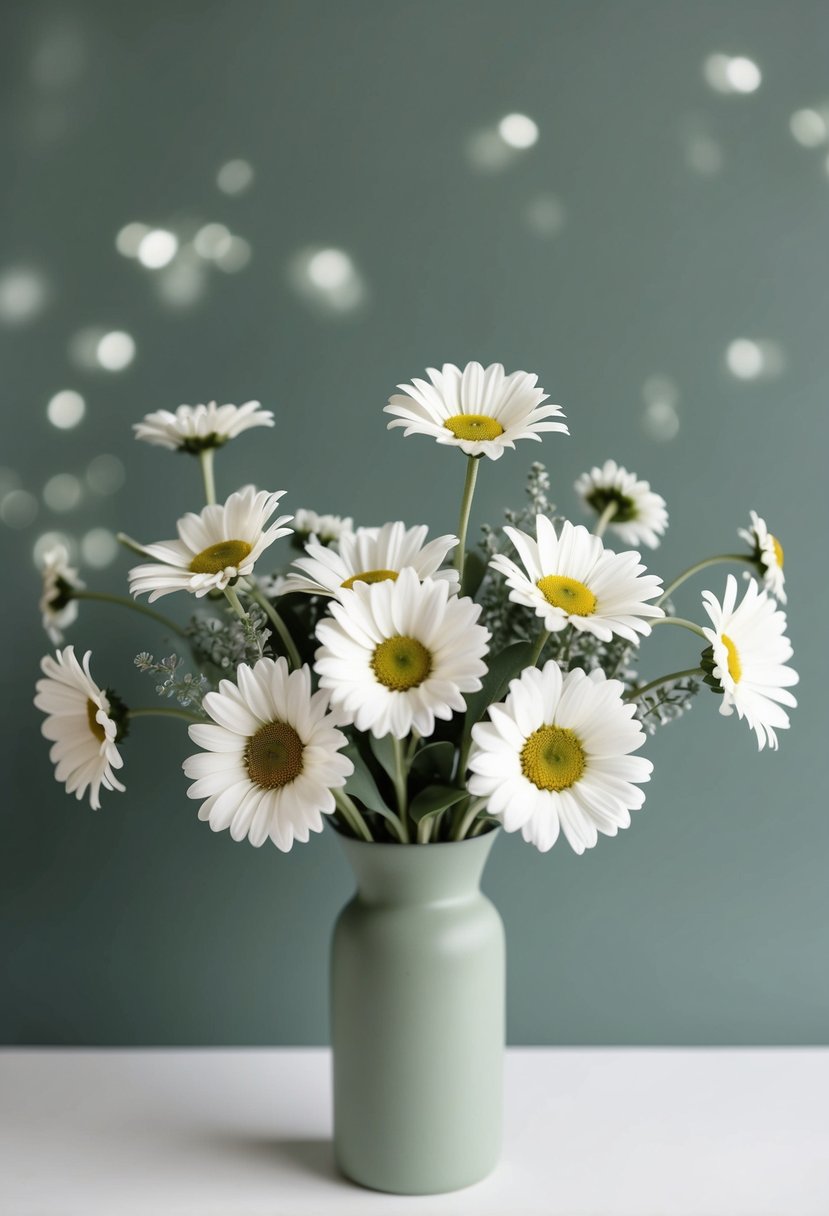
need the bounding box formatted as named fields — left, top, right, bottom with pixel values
left=315, top=568, right=489, bottom=738
left=34, top=646, right=125, bottom=810
left=385, top=361, right=568, bottom=460
left=738, top=510, right=786, bottom=603
left=39, top=544, right=84, bottom=644
left=284, top=521, right=459, bottom=599
left=701, top=574, right=798, bottom=750
left=133, top=400, right=274, bottom=452
left=490, top=517, right=664, bottom=643
left=574, top=459, right=668, bottom=549
left=183, top=657, right=352, bottom=850
left=468, top=663, right=652, bottom=854
left=128, top=486, right=292, bottom=602
left=291, top=509, right=354, bottom=548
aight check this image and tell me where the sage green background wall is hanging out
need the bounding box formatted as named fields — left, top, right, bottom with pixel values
left=2, top=0, right=827, bottom=1045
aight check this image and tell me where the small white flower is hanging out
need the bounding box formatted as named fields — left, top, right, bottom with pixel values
left=701, top=574, right=798, bottom=750
left=385, top=361, right=568, bottom=460
left=574, top=459, right=668, bottom=549
left=39, top=544, right=84, bottom=644
left=128, top=486, right=293, bottom=602
left=468, top=662, right=652, bottom=855
left=183, top=657, right=352, bottom=850
left=738, top=510, right=786, bottom=603
left=292, top=509, right=354, bottom=547
left=315, top=568, right=489, bottom=739
left=284, top=521, right=459, bottom=599
left=133, top=400, right=274, bottom=452
left=490, top=517, right=664, bottom=644
left=34, top=646, right=125, bottom=810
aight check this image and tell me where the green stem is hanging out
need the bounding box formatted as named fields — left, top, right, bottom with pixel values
left=116, top=531, right=152, bottom=558
left=594, top=500, right=618, bottom=538
left=453, top=796, right=488, bottom=841
left=73, top=590, right=187, bottom=639
left=625, top=667, right=705, bottom=702
left=652, top=615, right=708, bottom=641
left=332, top=789, right=373, bottom=843
left=246, top=582, right=302, bottom=669
left=200, top=447, right=217, bottom=506
left=223, top=584, right=248, bottom=622
left=128, top=706, right=201, bottom=723
left=391, top=735, right=411, bottom=843
left=453, top=455, right=480, bottom=585
left=658, top=554, right=754, bottom=605
left=530, top=627, right=551, bottom=668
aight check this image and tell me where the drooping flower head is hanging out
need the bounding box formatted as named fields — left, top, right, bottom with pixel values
left=314, top=568, right=490, bottom=738
left=128, top=486, right=293, bottom=601
left=490, top=517, right=664, bottom=643
left=183, top=657, right=353, bottom=851
left=290, top=509, right=354, bottom=549
left=468, top=662, right=652, bottom=854
left=34, top=647, right=126, bottom=810
left=39, top=544, right=84, bottom=644
left=133, top=401, right=274, bottom=453
left=385, top=361, right=568, bottom=460
left=284, top=521, right=459, bottom=599
left=738, top=510, right=786, bottom=603
left=574, top=459, right=668, bottom=549
left=701, top=574, right=797, bottom=750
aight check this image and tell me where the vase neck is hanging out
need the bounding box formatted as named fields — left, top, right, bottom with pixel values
left=336, top=832, right=499, bottom=906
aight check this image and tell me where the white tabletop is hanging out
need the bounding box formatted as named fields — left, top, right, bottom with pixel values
left=2, top=1048, right=827, bottom=1215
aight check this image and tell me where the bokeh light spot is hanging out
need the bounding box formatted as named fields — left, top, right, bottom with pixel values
left=82, top=528, right=119, bottom=568
left=217, top=159, right=255, bottom=195
left=86, top=454, right=125, bottom=495
left=137, top=229, right=178, bottom=269
left=96, top=331, right=135, bottom=371
left=47, top=390, right=85, bottom=429
left=498, top=113, right=539, bottom=148
left=43, top=473, right=83, bottom=513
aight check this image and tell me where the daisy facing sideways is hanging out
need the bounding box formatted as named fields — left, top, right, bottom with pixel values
left=490, top=517, right=664, bottom=644
left=39, top=544, right=84, bottom=643
left=133, top=400, right=275, bottom=452
left=385, top=361, right=568, bottom=460
left=738, top=510, right=786, bottom=603
left=467, top=662, right=652, bottom=854
left=34, top=646, right=125, bottom=810
left=701, top=574, right=797, bottom=750
left=314, top=568, right=489, bottom=739
left=128, top=486, right=293, bottom=601
left=183, top=657, right=353, bottom=850
left=574, top=459, right=668, bottom=550
left=284, top=521, right=459, bottom=599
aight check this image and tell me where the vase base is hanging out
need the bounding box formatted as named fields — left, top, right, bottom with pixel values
left=336, top=1153, right=498, bottom=1196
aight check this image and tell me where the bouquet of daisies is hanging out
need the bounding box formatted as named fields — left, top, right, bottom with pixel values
left=35, top=363, right=798, bottom=855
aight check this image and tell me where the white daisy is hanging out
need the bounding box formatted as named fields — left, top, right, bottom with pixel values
left=738, top=510, right=786, bottom=603
left=574, top=459, right=668, bottom=549
left=291, top=509, right=354, bottom=548
left=701, top=574, right=798, bottom=751
left=314, top=568, right=489, bottom=739
left=34, top=646, right=126, bottom=810
left=39, top=544, right=84, bottom=644
left=384, top=361, right=568, bottom=460
left=468, top=662, right=652, bottom=855
left=128, top=486, right=293, bottom=602
left=490, top=517, right=664, bottom=644
left=284, top=521, right=459, bottom=599
left=182, top=657, right=352, bottom=850
left=133, top=400, right=274, bottom=452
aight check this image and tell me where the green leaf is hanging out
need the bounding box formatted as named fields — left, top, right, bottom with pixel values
left=463, top=640, right=535, bottom=731
left=411, top=740, right=455, bottom=783
left=343, top=745, right=397, bottom=823
left=460, top=550, right=487, bottom=600
left=408, top=784, right=469, bottom=824
left=369, top=733, right=398, bottom=783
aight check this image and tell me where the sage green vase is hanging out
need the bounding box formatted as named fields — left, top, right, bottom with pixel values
left=330, top=830, right=505, bottom=1195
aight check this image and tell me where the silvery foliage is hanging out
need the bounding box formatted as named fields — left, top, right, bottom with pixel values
left=134, top=652, right=210, bottom=710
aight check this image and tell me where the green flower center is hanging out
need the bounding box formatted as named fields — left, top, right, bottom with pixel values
left=341, top=569, right=399, bottom=590
left=721, top=633, right=742, bottom=684
left=536, top=574, right=597, bottom=616
left=521, top=725, right=586, bottom=791
left=585, top=486, right=638, bottom=524
left=372, top=636, right=432, bottom=691
left=444, top=413, right=505, bottom=442
left=245, top=721, right=304, bottom=789
left=189, top=539, right=253, bottom=575
left=86, top=699, right=106, bottom=744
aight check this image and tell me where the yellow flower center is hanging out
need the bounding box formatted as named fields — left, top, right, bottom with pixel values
left=721, top=633, right=742, bottom=684
left=245, top=721, right=304, bottom=789
left=189, top=539, right=253, bottom=575
left=86, top=699, right=106, bottom=744
left=443, top=413, right=505, bottom=442
left=771, top=535, right=784, bottom=569
left=372, top=636, right=432, bottom=691
left=536, top=575, right=597, bottom=616
left=521, top=725, right=586, bottom=792
left=341, top=569, right=400, bottom=590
